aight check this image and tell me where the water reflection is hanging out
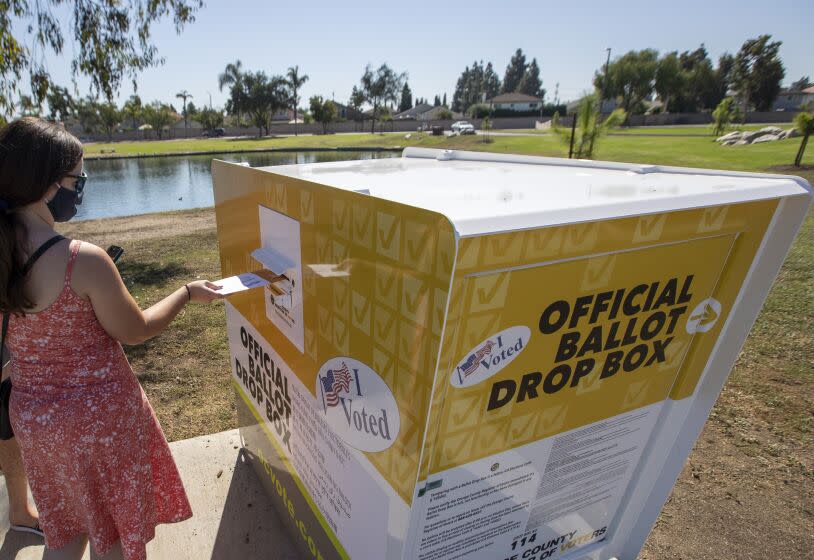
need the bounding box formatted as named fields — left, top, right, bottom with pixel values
left=79, top=151, right=396, bottom=221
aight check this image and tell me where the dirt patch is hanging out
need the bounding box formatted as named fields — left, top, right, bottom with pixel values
left=58, top=207, right=216, bottom=246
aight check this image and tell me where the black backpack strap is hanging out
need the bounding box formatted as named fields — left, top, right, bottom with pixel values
left=21, top=235, right=66, bottom=277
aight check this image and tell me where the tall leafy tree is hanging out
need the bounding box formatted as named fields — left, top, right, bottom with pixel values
left=98, top=102, right=121, bottom=140
left=175, top=90, right=193, bottom=130
left=359, top=63, right=406, bottom=134
left=452, top=60, right=501, bottom=114
left=194, top=107, right=224, bottom=132
left=655, top=52, right=684, bottom=112
left=286, top=65, right=309, bottom=135
left=218, top=60, right=246, bottom=126
left=243, top=71, right=288, bottom=136
left=732, top=35, right=785, bottom=112
left=309, top=95, right=337, bottom=134
left=398, top=83, right=412, bottom=112
left=518, top=58, right=544, bottom=99
left=76, top=98, right=101, bottom=134
left=594, top=49, right=658, bottom=114
left=121, top=94, right=143, bottom=129
left=46, top=85, right=75, bottom=122
left=442, top=92, right=447, bottom=106
left=501, top=48, right=527, bottom=93
left=142, top=101, right=177, bottom=139
left=0, top=0, right=202, bottom=116
left=433, top=95, right=441, bottom=107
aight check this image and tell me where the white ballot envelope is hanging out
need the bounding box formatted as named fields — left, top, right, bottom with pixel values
left=212, top=271, right=279, bottom=295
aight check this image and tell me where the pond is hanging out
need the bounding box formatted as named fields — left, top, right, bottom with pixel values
left=79, top=151, right=398, bottom=221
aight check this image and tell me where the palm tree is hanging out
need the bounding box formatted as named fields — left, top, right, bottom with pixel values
left=794, top=111, right=813, bottom=167
left=175, top=90, right=193, bottom=131
left=219, top=60, right=245, bottom=127
left=286, top=65, right=309, bottom=135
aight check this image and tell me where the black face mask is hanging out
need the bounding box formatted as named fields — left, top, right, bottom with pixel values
left=47, top=186, right=82, bottom=222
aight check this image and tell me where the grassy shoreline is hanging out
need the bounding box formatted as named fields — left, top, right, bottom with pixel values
left=83, top=130, right=813, bottom=172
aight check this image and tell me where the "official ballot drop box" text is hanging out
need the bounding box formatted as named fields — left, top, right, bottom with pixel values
left=211, top=148, right=812, bottom=560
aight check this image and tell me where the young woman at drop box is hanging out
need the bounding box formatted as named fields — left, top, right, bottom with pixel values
left=0, top=117, right=224, bottom=560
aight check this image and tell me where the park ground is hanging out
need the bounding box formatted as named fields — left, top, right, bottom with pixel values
left=64, top=131, right=814, bottom=559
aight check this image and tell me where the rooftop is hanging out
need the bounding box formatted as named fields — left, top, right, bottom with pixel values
left=488, top=92, right=542, bottom=103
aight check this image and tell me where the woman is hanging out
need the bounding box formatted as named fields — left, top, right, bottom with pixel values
left=0, top=117, right=223, bottom=560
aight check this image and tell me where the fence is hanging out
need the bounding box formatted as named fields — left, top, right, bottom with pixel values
left=75, top=112, right=801, bottom=143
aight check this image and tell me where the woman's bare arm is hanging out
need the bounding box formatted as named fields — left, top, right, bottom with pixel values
left=72, top=243, right=223, bottom=345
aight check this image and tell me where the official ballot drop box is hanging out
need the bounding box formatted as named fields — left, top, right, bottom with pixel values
left=211, top=148, right=812, bottom=560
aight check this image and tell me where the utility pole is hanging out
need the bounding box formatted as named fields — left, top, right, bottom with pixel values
left=602, top=48, right=612, bottom=114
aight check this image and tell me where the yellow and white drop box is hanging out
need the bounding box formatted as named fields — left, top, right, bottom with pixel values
left=212, top=148, right=812, bottom=560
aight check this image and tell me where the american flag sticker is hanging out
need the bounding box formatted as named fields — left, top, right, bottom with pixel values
left=318, top=362, right=361, bottom=412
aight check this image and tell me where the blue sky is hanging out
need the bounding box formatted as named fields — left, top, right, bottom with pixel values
left=25, top=0, right=814, bottom=109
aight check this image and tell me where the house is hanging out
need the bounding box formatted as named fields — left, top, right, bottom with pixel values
left=773, top=86, right=814, bottom=111
left=487, top=93, right=542, bottom=112
left=333, top=102, right=365, bottom=121
left=393, top=103, right=434, bottom=120
left=416, top=106, right=463, bottom=121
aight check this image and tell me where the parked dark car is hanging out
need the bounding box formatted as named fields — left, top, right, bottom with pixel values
left=431, top=125, right=444, bottom=136
left=203, top=128, right=225, bottom=137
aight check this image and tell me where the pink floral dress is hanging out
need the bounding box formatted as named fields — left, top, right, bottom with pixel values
left=6, top=239, right=192, bottom=560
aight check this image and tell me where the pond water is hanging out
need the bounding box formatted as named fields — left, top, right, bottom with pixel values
left=78, top=151, right=398, bottom=221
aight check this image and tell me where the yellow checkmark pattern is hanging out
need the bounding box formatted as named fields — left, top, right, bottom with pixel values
left=420, top=199, right=778, bottom=476
left=212, top=161, right=456, bottom=508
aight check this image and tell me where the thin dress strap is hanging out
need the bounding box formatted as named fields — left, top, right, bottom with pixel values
left=65, top=240, right=82, bottom=287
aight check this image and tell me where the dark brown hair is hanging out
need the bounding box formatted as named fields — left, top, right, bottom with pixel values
left=0, top=117, right=83, bottom=314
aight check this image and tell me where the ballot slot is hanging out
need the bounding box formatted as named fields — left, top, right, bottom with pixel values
left=256, top=206, right=305, bottom=353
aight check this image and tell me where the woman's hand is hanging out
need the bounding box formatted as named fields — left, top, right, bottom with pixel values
left=186, top=280, right=224, bottom=303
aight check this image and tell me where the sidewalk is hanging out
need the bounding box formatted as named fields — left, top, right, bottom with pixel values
left=0, top=430, right=299, bottom=559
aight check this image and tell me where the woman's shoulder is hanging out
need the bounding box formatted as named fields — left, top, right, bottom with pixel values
left=71, top=241, right=119, bottom=294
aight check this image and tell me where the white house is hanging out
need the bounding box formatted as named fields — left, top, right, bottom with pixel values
left=487, top=93, right=542, bottom=112
left=773, top=86, right=814, bottom=111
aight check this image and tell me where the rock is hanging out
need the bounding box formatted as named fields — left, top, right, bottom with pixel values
left=741, top=129, right=775, bottom=143
left=734, top=140, right=749, bottom=145
left=722, top=139, right=738, bottom=146
left=786, top=128, right=800, bottom=139
left=717, top=131, right=742, bottom=143
left=758, top=126, right=783, bottom=135
left=751, top=134, right=781, bottom=144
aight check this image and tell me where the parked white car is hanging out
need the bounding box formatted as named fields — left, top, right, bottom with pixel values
left=451, top=121, right=476, bottom=135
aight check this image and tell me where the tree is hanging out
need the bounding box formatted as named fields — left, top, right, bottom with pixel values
left=121, top=95, right=142, bottom=129
left=655, top=52, right=684, bottom=113
left=286, top=65, right=309, bottom=135
left=794, top=111, right=813, bottom=167
left=185, top=101, right=198, bottom=118
left=142, top=102, right=177, bottom=139
left=243, top=71, right=288, bottom=136
left=46, top=86, right=75, bottom=122
left=349, top=86, right=365, bottom=119
left=98, top=102, right=121, bottom=140
left=732, top=35, right=785, bottom=112
left=76, top=98, right=101, bottom=134
left=0, top=0, right=202, bottom=117
left=175, top=90, right=193, bottom=130
left=194, top=107, right=224, bottom=132
left=442, top=92, right=447, bottom=106
left=309, top=96, right=337, bottom=134
left=398, top=83, right=412, bottom=112
left=452, top=60, right=501, bottom=114
left=594, top=49, right=658, bottom=114
left=553, top=94, right=626, bottom=159
left=501, top=48, right=527, bottom=94
left=359, top=63, right=406, bottom=134
left=790, top=76, right=812, bottom=92
left=219, top=60, right=246, bottom=126
left=436, top=107, right=453, bottom=120
left=712, top=97, right=735, bottom=136
left=433, top=95, right=441, bottom=107
left=518, top=58, right=544, bottom=99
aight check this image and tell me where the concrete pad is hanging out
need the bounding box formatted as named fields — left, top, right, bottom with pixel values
left=0, top=429, right=299, bottom=559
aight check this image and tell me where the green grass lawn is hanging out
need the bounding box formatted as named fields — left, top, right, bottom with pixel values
left=84, top=130, right=813, bottom=172
left=492, top=124, right=792, bottom=136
